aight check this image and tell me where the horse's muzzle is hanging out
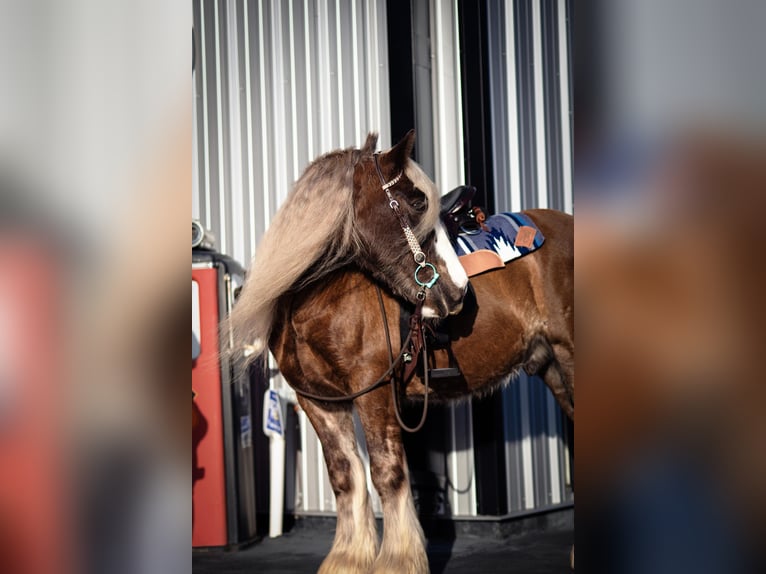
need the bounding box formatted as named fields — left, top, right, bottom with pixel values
left=441, top=283, right=468, bottom=317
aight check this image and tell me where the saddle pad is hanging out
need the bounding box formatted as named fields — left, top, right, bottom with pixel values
left=453, top=212, right=545, bottom=262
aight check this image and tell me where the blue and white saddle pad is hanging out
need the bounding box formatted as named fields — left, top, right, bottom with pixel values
left=452, top=212, right=545, bottom=262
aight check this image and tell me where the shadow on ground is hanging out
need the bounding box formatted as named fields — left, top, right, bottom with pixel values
left=192, top=515, right=573, bottom=574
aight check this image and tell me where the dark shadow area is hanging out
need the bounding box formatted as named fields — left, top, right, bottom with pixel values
left=192, top=511, right=574, bottom=574
left=192, top=397, right=208, bottom=529
left=248, top=363, right=278, bottom=539
left=403, top=404, right=457, bottom=573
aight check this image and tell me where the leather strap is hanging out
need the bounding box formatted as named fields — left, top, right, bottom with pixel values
left=458, top=249, right=505, bottom=277
left=290, top=287, right=430, bottom=433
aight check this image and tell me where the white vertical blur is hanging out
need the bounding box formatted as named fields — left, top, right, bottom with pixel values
left=428, top=0, right=476, bottom=517
left=531, top=0, right=548, bottom=210
left=504, top=0, right=522, bottom=212
left=557, top=0, right=573, bottom=214
left=430, top=0, right=465, bottom=192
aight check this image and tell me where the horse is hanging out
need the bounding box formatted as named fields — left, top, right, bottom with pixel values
left=228, top=130, right=574, bottom=573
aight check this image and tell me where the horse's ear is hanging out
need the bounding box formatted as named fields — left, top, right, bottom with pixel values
left=383, top=129, right=416, bottom=168
left=362, top=132, right=378, bottom=155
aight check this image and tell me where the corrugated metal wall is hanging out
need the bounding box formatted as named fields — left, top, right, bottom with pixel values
left=485, top=0, right=574, bottom=511
left=193, top=0, right=391, bottom=266
left=193, top=0, right=573, bottom=518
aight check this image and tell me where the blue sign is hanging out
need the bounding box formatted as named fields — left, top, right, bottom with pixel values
left=264, top=389, right=284, bottom=437
left=240, top=415, right=252, bottom=448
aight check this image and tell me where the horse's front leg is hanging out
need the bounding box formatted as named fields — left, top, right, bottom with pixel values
left=356, top=392, right=429, bottom=574
left=298, top=397, right=379, bottom=573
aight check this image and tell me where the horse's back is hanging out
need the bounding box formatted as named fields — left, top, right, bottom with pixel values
left=523, top=208, right=573, bottom=249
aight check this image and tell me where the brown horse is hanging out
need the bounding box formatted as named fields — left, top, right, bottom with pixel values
left=229, top=131, right=573, bottom=573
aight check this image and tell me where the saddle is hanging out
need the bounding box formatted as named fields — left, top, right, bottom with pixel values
left=441, top=187, right=505, bottom=278
left=440, top=186, right=486, bottom=238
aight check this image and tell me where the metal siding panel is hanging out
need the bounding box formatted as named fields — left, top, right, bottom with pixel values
left=430, top=0, right=465, bottom=191
left=482, top=0, right=573, bottom=517
left=503, top=0, right=522, bottom=213
left=517, top=374, right=535, bottom=510
left=214, top=0, right=231, bottom=255
left=447, top=402, right=477, bottom=516
left=563, top=414, right=574, bottom=502
left=558, top=0, right=573, bottom=214
left=529, top=378, right=546, bottom=508
left=555, top=402, right=570, bottom=504
left=298, top=410, right=309, bottom=511
left=546, top=392, right=563, bottom=505
left=250, top=0, right=271, bottom=241
left=209, top=1, right=223, bottom=245
left=430, top=0, right=473, bottom=515
left=412, top=0, right=435, bottom=176
left=317, top=0, right=333, bottom=151
left=350, top=0, right=362, bottom=141
left=530, top=0, right=548, bottom=209
left=241, top=0, right=257, bottom=264
left=377, top=0, right=391, bottom=144
left=199, top=0, right=214, bottom=231
left=541, top=0, right=563, bottom=212
left=502, top=381, right=523, bottom=513
left=272, top=1, right=292, bottom=209
left=486, top=0, right=509, bottom=212
left=514, top=0, right=536, bottom=211
left=193, top=2, right=204, bottom=221
left=225, top=0, right=246, bottom=266
left=306, top=416, right=322, bottom=511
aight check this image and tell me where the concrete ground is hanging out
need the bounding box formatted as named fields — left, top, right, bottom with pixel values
left=193, top=510, right=574, bottom=574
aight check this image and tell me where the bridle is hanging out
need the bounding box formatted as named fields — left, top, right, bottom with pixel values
left=372, top=152, right=440, bottom=295
left=289, top=154, right=437, bottom=432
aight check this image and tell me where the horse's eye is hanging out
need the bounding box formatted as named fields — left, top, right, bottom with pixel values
left=410, top=193, right=428, bottom=213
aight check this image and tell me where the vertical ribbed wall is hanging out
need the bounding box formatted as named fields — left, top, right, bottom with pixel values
left=193, top=0, right=391, bottom=267
left=486, top=0, right=574, bottom=512
left=193, top=0, right=573, bottom=518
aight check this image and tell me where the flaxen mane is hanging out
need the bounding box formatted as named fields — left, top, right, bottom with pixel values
left=227, top=133, right=441, bottom=365
left=227, top=134, right=374, bottom=363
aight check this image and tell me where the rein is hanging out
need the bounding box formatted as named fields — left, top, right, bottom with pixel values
left=289, top=286, right=430, bottom=433
left=289, top=156, right=437, bottom=432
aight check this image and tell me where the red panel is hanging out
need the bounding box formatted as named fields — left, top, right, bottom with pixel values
left=0, top=243, right=69, bottom=574
left=192, top=268, right=228, bottom=547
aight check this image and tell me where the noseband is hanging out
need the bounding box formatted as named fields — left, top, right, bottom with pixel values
left=373, top=153, right=440, bottom=295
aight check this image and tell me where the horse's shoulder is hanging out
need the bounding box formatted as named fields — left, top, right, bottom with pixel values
left=289, top=270, right=372, bottom=326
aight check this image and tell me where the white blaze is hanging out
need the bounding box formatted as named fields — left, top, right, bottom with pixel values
left=434, top=220, right=469, bottom=290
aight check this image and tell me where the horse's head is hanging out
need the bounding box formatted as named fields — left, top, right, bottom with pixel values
left=353, top=130, right=468, bottom=318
